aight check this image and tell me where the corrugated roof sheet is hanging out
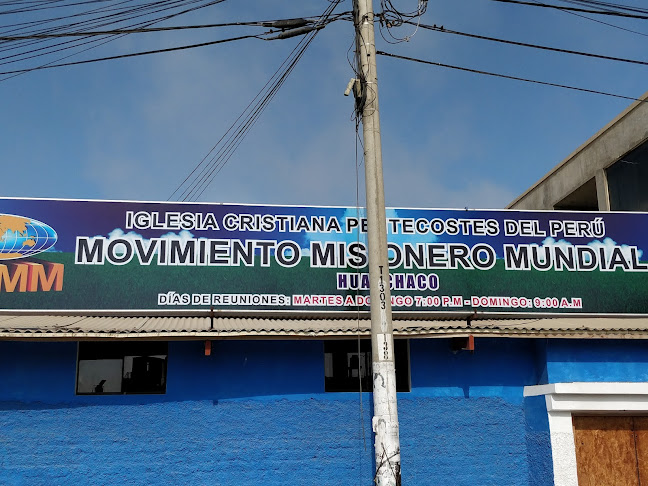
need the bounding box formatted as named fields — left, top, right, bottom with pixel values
left=1, top=314, right=648, bottom=339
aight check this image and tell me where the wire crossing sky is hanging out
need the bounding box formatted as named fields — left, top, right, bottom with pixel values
left=1, top=0, right=647, bottom=209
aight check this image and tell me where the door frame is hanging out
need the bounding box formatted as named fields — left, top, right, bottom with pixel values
left=524, top=383, right=648, bottom=486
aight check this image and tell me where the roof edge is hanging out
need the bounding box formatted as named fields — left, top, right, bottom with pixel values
left=507, top=89, right=648, bottom=209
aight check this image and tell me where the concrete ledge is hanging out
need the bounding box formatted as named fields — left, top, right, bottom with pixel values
left=509, top=91, right=648, bottom=210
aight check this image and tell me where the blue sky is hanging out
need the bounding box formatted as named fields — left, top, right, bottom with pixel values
left=2, top=0, right=647, bottom=209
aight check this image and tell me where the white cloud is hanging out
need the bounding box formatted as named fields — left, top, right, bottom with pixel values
left=588, top=237, right=643, bottom=262
left=541, top=236, right=643, bottom=264
left=159, top=230, right=196, bottom=244
left=540, top=237, right=573, bottom=252
left=101, top=228, right=145, bottom=245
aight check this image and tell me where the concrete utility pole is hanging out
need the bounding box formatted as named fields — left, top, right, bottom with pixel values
left=352, top=0, right=401, bottom=484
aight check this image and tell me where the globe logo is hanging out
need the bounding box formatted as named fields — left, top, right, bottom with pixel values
left=0, top=213, right=57, bottom=260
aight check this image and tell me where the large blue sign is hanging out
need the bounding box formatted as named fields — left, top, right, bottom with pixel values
left=0, top=197, right=646, bottom=315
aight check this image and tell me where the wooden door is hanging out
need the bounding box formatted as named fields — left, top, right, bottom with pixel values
left=634, top=417, right=648, bottom=485
left=573, top=416, right=648, bottom=486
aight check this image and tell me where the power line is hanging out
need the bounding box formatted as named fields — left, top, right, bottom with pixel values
left=493, top=0, right=648, bottom=37
left=376, top=50, right=646, bottom=102
left=0, top=0, right=225, bottom=56
left=376, top=0, right=428, bottom=44
left=0, top=33, right=259, bottom=75
left=0, top=0, right=231, bottom=79
left=1, top=0, right=117, bottom=15
left=170, top=0, right=343, bottom=201
left=182, top=25, right=328, bottom=201
left=561, top=0, right=648, bottom=15
left=1, top=0, right=207, bottom=36
left=490, top=0, right=648, bottom=18
left=0, top=14, right=350, bottom=40
left=407, top=21, right=648, bottom=66
left=0, top=5, right=348, bottom=76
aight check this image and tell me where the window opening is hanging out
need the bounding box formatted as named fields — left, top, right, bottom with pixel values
left=607, top=140, right=648, bottom=211
left=77, top=341, right=168, bottom=395
left=553, top=177, right=598, bottom=211
left=324, top=339, right=410, bottom=392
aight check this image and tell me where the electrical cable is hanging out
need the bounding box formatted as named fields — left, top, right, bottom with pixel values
left=0, top=0, right=139, bottom=42
left=347, top=15, right=371, bottom=441
left=0, top=0, right=223, bottom=55
left=186, top=33, right=316, bottom=201
left=169, top=0, right=343, bottom=201
left=350, top=1, right=375, bottom=117
left=376, top=50, right=647, bottom=102
left=561, top=0, right=648, bottom=15
left=493, top=0, right=648, bottom=37
left=376, top=0, right=427, bottom=44
left=558, top=9, right=648, bottom=37
left=0, top=31, right=122, bottom=80
left=175, top=6, right=341, bottom=200
left=170, top=16, right=341, bottom=201
left=353, top=114, right=368, bottom=454
left=0, top=16, right=347, bottom=39
left=0, top=1, right=243, bottom=70
left=490, top=0, right=648, bottom=18
left=1, top=0, right=120, bottom=15
left=1, top=0, right=202, bottom=38
left=0, top=0, right=231, bottom=80
left=168, top=34, right=317, bottom=200
left=1, top=0, right=200, bottom=30
left=406, top=20, right=648, bottom=66
left=184, top=5, right=342, bottom=201
left=0, top=0, right=228, bottom=64
left=0, top=33, right=260, bottom=75
left=0, top=8, right=348, bottom=80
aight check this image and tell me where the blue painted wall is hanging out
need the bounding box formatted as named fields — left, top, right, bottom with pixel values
left=0, top=336, right=598, bottom=485
left=546, top=339, right=648, bottom=383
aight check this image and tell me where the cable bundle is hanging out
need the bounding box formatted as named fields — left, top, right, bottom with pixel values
left=169, top=0, right=344, bottom=202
